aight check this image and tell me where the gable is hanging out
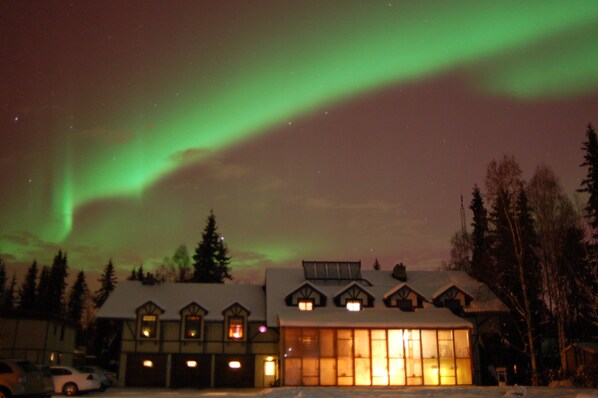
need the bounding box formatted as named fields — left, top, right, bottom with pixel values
left=285, top=282, right=327, bottom=307
left=333, top=282, right=375, bottom=308
left=383, top=284, right=426, bottom=310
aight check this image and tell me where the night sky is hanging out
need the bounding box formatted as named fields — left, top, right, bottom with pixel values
left=1, top=1, right=598, bottom=283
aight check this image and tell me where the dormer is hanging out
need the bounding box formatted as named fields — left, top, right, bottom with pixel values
left=432, top=284, right=474, bottom=315
left=383, top=283, right=426, bottom=311
left=179, top=302, right=208, bottom=340
left=333, top=281, right=375, bottom=310
left=136, top=301, right=164, bottom=340
left=222, top=303, right=250, bottom=342
left=285, top=282, right=327, bottom=311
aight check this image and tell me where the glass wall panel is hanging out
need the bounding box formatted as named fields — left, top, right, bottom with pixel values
left=354, top=330, right=370, bottom=358
left=456, top=358, right=472, bottom=385
left=389, top=358, right=406, bottom=385
left=354, top=330, right=371, bottom=385
left=371, top=329, right=388, bottom=385
left=388, top=330, right=404, bottom=358
left=320, top=329, right=335, bottom=358
left=422, top=330, right=439, bottom=385
left=284, top=328, right=301, bottom=357
left=302, top=358, right=319, bottom=385
left=440, top=358, right=456, bottom=385
left=337, top=329, right=353, bottom=386
left=405, top=329, right=422, bottom=385
left=438, top=330, right=455, bottom=385
left=285, top=358, right=301, bottom=385
left=320, top=358, right=336, bottom=385
left=337, top=357, right=353, bottom=384
left=355, top=358, right=371, bottom=385
left=301, top=329, right=319, bottom=357
left=454, top=330, right=470, bottom=358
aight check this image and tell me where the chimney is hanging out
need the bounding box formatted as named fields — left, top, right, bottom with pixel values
left=392, top=263, right=407, bottom=282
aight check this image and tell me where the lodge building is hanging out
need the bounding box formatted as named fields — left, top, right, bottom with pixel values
left=98, top=261, right=507, bottom=388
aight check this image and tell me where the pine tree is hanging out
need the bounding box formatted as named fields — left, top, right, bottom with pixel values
left=4, top=274, right=16, bottom=309
left=192, top=210, right=232, bottom=283
left=36, top=265, right=51, bottom=312
left=469, top=185, right=489, bottom=282
left=93, top=259, right=117, bottom=309
left=0, top=258, right=6, bottom=307
left=46, top=250, right=68, bottom=315
left=372, top=258, right=381, bottom=271
left=19, top=260, right=38, bottom=310
left=579, top=123, right=598, bottom=238
left=67, top=270, right=88, bottom=322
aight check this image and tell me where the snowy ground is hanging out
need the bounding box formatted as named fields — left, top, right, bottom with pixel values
left=90, top=386, right=598, bottom=398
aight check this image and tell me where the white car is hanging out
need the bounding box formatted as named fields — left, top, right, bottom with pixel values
left=49, top=365, right=102, bottom=396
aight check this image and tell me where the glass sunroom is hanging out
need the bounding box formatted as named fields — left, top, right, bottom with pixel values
left=282, top=327, right=472, bottom=386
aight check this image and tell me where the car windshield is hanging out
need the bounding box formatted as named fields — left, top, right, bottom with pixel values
left=16, top=361, right=38, bottom=372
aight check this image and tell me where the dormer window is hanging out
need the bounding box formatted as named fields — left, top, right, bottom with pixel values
left=346, top=300, right=362, bottom=312
left=184, top=315, right=201, bottom=339
left=140, top=315, right=157, bottom=338
left=298, top=299, right=314, bottom=311
left=228, top=316, right=244, bottom=339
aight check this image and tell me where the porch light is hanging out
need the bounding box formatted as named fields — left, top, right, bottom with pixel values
left=259, top=325, right=267, bottom=333
left=229, top=361, right=241, bottom=369
left=143, top=360, right=153, bottom=368
left=186, top=360, right=198, bottom=368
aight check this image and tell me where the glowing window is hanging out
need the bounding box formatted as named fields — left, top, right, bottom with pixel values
left=229, top=361, right=241, bottom=369
left=186, top=360, right=197, bottom=368
left=346, top=300, right=362, bottom=311
left=298, top=299, right=314, bottom=311
left=228, top=317, right=244, bottom=339
left=184, top=315, right=201, bottom=339
left=264, top=358, right=276, bottom=376
left=143, top=360, right=153, bottom=368
left=140, top=315, right=157, bottom=338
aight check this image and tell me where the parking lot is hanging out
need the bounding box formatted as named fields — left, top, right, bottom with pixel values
left=81, top=386, right=598, bottom=398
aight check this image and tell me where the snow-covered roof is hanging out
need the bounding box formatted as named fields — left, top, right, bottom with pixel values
left=266, top=268, right=508, bottom=328
left=97, top=281, right=266, bottom=321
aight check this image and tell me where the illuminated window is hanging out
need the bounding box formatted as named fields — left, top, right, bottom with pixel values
left=264, top=361, right=276, bottom=376
left=229, top=361, right=241, bottom=369
left=184, top=315, right=201, bottom=339
left=346, top=300, right=362, bottom=311
left=143, top=360, right=153, bottom=368
left=140, top=315, right=157, bottom=338
left=228, top=317, right=244, bottom=339
left=186, top=360, right=197, bottom=368
left=298, top=299, right=314, bottom=311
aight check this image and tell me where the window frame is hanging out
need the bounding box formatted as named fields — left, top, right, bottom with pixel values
left=346, top=299, right=362, bottom=312
left=140, top=314, right=158, bottom=339
left=183, top=314, right=202, bottom=340
left=227, top=316, right=244, bottom=340
left=298, top=298, right=314, bottom=311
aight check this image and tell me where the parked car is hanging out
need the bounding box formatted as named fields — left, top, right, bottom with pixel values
left=0, top=358, right=50, bottom=398
left=75, top=366, right=113, bottom=390
left=49, top=366, right=101, bottom=396
left=36, top=366, right=55, bottom=397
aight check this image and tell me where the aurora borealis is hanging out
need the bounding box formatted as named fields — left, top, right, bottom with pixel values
left=1, top=1, right=598, bottom=282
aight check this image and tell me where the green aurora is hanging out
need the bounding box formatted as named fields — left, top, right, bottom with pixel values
left=3, top=1, right=598, bottom=268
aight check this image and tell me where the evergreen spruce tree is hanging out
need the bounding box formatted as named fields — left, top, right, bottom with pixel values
left=0, top=258, right=6, bottom=307
left=47, top=250, right=68, bottom=315
left=4, top=274, right=16, bottom=309
left=579, top=123, right=598, bottom=238
left=372, top=258, right=381, bottom=271
left=18, top=260, right=38, bottom=310
left=469, top=185, right=489, bottom=282
left=67, top=270, right=88, bottom=322
left=93, top=260, right=117, bottom=309
left=36, top=265, right=51, bottom=312
left=136, top=265, right=144, bottom=281
left=192, top=210, right=232, bottom=283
